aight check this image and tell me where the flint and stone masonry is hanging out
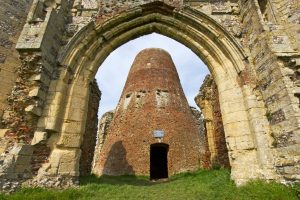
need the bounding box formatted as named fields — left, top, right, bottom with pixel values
left=0, top=0, right=299, bottom=190
left=93, top=48, right=208, bottom=177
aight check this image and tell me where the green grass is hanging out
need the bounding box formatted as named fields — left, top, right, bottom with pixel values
left=1, top=169, right=299, bottom=200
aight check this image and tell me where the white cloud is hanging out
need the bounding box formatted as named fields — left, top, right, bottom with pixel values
left=95, top=33, right=209, bottom=117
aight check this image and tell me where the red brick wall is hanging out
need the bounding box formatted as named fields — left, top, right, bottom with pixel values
left=93, top=48, right=208, bottom=176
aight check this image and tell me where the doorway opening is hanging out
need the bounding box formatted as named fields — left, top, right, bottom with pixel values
left=150, top=143, right=169, bottom=180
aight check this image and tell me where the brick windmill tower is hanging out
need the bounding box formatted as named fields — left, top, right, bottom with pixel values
left=93, top=48, right=209, bottom=179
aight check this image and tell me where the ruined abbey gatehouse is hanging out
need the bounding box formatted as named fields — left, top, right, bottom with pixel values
left=0, top=0, right=299, bottom=191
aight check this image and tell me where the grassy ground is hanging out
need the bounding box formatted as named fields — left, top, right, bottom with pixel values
left=1, top=169, right=299, bottom=200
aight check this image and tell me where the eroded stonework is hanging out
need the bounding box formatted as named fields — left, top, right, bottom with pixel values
left=0, top=0, right=299, bottom=191
left=92, top=110, right=114, bottom=171
left=79, top=80, right=101, bottom=176
left=195, top=75, right=230, bottom=168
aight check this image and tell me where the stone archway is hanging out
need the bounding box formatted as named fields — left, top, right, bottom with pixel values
left=35, top=1, right=276, bottom=185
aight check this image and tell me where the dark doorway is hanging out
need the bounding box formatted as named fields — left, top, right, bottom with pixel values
left=150, top=143, right=168, bottom=180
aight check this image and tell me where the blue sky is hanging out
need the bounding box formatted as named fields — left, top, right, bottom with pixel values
left=95, top=33, right=209, bottom=117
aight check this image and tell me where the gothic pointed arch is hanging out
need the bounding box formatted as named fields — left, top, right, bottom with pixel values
left=36, top=1, right=276, bottom=185
left=5, top=0, right=300, bottom=188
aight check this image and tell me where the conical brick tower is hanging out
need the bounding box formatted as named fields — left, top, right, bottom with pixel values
left=93, top=48, right=208, bottom=179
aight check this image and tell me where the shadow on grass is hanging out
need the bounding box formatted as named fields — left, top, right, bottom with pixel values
left=80, top=169, right=231, bottom=187
left=80, top=174, right=156, bottom=186
left=169, top=169, right=231, bottom=182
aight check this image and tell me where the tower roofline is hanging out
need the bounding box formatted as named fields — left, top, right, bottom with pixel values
left=137, top=48, right=172, bottom=57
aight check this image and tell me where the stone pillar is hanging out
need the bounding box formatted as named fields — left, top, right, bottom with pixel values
left=92, top=110, right=114, bottom=172
left=195, top=75, right=230, bottom=168
left=79, top=80, right=101, bottom=176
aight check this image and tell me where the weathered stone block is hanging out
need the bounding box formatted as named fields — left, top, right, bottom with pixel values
left=225, top=137, right=236, bottom=151
left=30, top=73, right=51, bottom=86
left=58, top=162, right=78, bottom=176
left=31, top=131, right=48, bottom=145
left=45, top=116, right=62, bottom=132
left=249, top=118, right=269, bottom=135
left=29, top=87, right=46, bottom=100
left=57, top=134, right=82, bottom=148
left=224, top=121, right=251, bottom=137
left=62, top=121, right=83, bottom=134
left=222, top=111, right=248, bottom=124
left=235, top=135, right=255, bottom=150
left=25, top=105, right=42, bottom=116
left=65, top=108, right=86, bottom=122
left=69, top=97, right=88, bottom=109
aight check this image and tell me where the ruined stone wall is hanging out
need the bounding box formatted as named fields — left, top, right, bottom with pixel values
left=0, top=0, right=37, bottom=192
left=0, top=0, right=299, bottom=189
left=92, top=110, right=114, bottom=171
left=0, top=0, right=74, bottom=184
left=68, top=0, right=182, bottom=38
left=195, top=75, right=230, bottom=168
left=188, top=0, right=300, bottom=182
left=0, top=144, right=33, bottom=192
left=238, top=0, right=300, bottom=182
left=185, top=0, right=242, bottom=41
left=96, top=0, right=182, bottom=22
left=0, top=0, right=33, bottom=124
left=79, top=80, right=101, bottom=176
left=275, top=0, right=300, bottom=48
left=190, top=107, right=211, bottom=168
